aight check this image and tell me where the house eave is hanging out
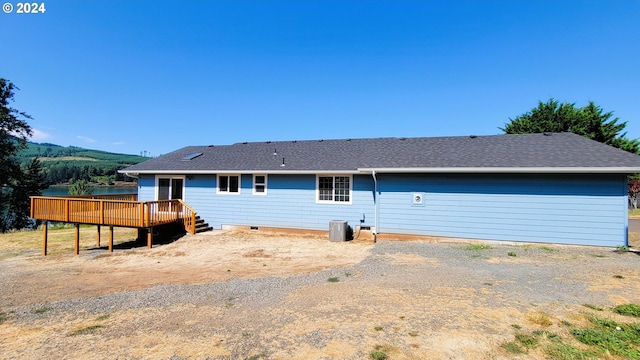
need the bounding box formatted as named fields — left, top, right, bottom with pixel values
left=119, top=169, right=360, bottom=175
left=356, top=167, right=640, bottom=174
left=120, top=167, right=640, bottom=176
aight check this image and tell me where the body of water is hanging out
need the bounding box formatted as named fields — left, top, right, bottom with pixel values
left=42, top=186, right=138, bottom=196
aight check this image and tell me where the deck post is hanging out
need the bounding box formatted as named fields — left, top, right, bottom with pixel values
left=147, top=227, right=153, bottom=248
left=108, top=226, right=114, bottom=252
left=42, top=221, right=48, bottom=256
left=96, top=225, right=101, bottom=247
left=74, top=224, right=80, bottom=255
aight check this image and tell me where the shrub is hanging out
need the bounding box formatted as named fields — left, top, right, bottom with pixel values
left=370, top=351, right=388, bottom=360
left=464, top=244, right=490, bottom=251
left=501, top=341, right=523, bottom=354
left=68, top=325, right=104, bottom=336
left=582, top=304, right=604, bottom=311
left=613, top=304, right=640, bottom=317
left=515, top=332, right=539, bottom=348
left=32, top=306, right=52, bottom=314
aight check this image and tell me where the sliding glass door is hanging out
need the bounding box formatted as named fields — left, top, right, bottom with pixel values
left=157, top=177, right=184, bottom=200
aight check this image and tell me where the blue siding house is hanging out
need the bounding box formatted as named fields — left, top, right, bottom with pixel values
left=121, top=133, right=640, bottom=247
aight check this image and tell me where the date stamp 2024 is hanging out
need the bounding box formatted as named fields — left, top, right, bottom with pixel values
left=3, top=2, right=46, bottom=14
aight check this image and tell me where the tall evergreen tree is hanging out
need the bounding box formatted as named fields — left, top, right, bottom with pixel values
left=501, top=99, right=640, bottom=154
left=7, top=158, right=48, bottom=229
left=0, top=78, right=33, bottom=232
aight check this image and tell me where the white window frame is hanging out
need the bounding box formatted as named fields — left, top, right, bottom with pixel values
left=154, top=175, right=185, bottom=200
left=316, top=175, right=352, bottom=204
left=217, top=174, right=241, bottom=195
left=253, top=174, right=268, bottom=195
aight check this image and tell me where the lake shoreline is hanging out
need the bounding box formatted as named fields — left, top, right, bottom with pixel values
left=43, top=184, right=138, bottom=196
left=47, top=181, right=138, bottom=188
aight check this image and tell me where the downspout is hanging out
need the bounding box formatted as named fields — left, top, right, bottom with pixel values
left=372, top=170, right=378, bottom=243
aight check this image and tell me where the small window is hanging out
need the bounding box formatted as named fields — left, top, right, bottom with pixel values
left=317, top=175, right=351, bottom=204
left=218, top=175, right=240, bottom=194
left=253, top=174, right=267, bottom=195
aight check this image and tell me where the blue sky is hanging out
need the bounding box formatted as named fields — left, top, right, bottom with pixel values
left=2, top=0, right=639, bottom=156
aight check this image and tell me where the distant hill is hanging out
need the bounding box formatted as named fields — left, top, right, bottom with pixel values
left=17, top=142, right=150, bottom=185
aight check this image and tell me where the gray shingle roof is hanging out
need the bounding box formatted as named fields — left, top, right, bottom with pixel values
left=121, top=133, right=640, bottom=174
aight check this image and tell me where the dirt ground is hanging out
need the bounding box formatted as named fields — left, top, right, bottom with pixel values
left=1, top=229, right=639, bottom=359
left=0, top=230, right=373, bottom=307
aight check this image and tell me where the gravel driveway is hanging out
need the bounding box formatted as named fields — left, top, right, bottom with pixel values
left=629, top=218, right=640, bottom=232
left=1, top=231, right=639, bottom=359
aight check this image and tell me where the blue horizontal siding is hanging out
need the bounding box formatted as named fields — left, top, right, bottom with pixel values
left=182, top=174, right=374, bottom=231
left=138, top=175, right=155, bottom=201
left=135, top=172, right=628, bottom=246
left=377, top=174, right=627, bottom=246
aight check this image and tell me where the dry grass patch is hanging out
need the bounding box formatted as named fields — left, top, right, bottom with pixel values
left=628, top=231, right=640, bottom=249
left=528, top=312, right=553, bottom=327
left=0, top=226, right=138, bottom=257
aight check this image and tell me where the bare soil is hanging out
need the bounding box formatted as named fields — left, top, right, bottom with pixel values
left=1, top=230, right=639, bottom=359
left=0, top=230, right=372, bottom=307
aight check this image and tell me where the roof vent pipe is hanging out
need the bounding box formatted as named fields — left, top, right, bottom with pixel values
left=273, top=148, right=277, bottom=156
left=470, top=135, right=477, bottom=138
left=281, top=157, right=285, bottom=167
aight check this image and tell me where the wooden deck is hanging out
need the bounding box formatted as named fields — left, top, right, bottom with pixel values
left=30, top=194, right=197, bottom=255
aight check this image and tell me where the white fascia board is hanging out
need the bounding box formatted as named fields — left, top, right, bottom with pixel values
left=121, top=167, right=640, bottom=175
left=119, top=169, right=359, bottom=175
left=357, top=167, right=640, bottom=174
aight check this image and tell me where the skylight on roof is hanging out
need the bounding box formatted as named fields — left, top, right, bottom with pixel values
left=181, top=152, right=203, bottom=161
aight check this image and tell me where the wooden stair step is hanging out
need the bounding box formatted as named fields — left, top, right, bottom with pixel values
left=193, top=215, right=213, bottom=233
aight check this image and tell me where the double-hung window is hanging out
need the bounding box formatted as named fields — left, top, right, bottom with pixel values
left=218, top=175, right=240, bottom=194
left=317, top=175, right=351, bottom=204
left=253, top=175, right=267, bottom=195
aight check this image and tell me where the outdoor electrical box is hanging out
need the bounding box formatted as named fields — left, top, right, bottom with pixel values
left=329, top=220, right=348, bottom=241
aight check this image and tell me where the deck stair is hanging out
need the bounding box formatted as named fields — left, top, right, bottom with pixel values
left=194, top=216, right=213, bottom=233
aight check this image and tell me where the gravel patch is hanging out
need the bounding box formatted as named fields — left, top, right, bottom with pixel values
left=2, top=237, right=639, bottom=359
left=9, top=241, right=635, bottom=319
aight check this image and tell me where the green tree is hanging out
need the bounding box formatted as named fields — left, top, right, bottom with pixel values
left=6, top=158, right=48, bottom=229
left=0, top=78, right=33, bottom=232
left=69, top=179, right=94, bottom=196
left=501, top=99, right=640, bottom=154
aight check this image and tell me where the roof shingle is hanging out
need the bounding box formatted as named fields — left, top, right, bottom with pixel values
left=121, top=133, right=640, bottom=174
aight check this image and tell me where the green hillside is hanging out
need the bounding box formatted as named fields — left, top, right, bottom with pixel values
left=17, top=142, right=150, bottom=185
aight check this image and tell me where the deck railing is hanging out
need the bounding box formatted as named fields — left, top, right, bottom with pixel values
left=66, top=193, right=138, bottom=201
left=178, top=200, right=197, bottom=235
left=30, top=195, right=197, bottom=234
